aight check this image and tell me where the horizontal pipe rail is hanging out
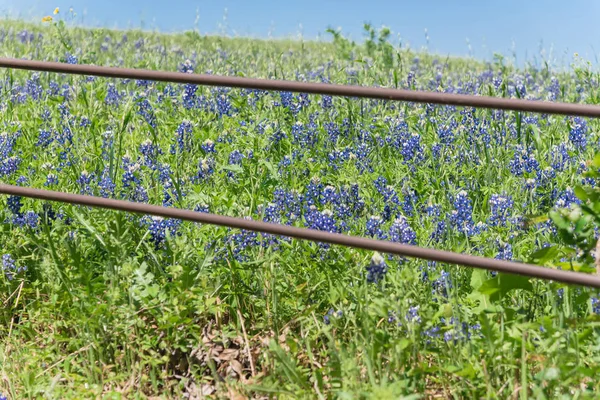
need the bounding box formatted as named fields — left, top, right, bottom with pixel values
left=1, top=57, right=600, bottom=117
left=0, top=184, right=599, bottom=288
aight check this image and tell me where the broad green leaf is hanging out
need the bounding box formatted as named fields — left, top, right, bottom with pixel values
left=574, top=185, right=589, bottom=202
left=529, top=245, right=560, bottom=265
left=477, top=273, right=532, bottom=303
left=591, top=153, right=600, bottom=168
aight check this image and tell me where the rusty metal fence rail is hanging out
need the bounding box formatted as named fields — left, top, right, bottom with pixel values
left=0, top=58, right=599, bottom=287
left=2, top=58, right=600, bottom=117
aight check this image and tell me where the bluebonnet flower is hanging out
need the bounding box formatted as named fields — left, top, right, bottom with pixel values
left=401, top=188, right=418, bottom=217
left=45, top=173, right=58, bottom=186
left=227, top=150, right=245, bottom=179
left=57, top=103, right=71, bottom=121
left=7, top=195, right=22, bottom=215
left=537, top=167, right=556, bottom=187
left=41, top=108, right=52, bottom=122
left=272, top=189, right=303, bottom=222
left=228, top=150, right=244, bottom=165
left=100, top=131, right=114, bottom=161
left=337, top=184, right=364, bottom=218
left=2, top=254, right=26, bottom=280
left=374, top=177, right=401, bottom=221
left=182, top=84, right=198, bottom=109
left=278, top=156, right=292, bottom=172
left=592, top=297, right=600, bottom=314
left=105, top=83, right=123, bottom=106
left=488, top=194, right=514, bottom=227
left=550, top=143, right=571, bottom=172
left=291, top=121, right=318, bottom=148
left=324, top=122, right=339, bottom=143
left=228, top=220, right=261, bottom=261
left=423, top=326, right=441, bottom=343
left=61, top=83, right=72, bottom=100
left=425, top=204, right=441, bottom=218
left=554, top=187, right=580, bottom=209
left=196, top=157, right=215, bottom=181
left=25, top=73, right=43, bottom=100
left=80, top=116, right=91, bottom=128
left=321, top=185, right=339, bottom=205
left=201, top=139, right=216, bottom=153
left=389, top=216, right=417, bottom=245
left=493, top=76, right=503, bottom=90
left=159, top=84, right=178, bottom=103
left=261, top=202, right=281, bottom=223
left=144, top=215, right=181, bottom=249
left=194, top=204, right=210, bottom=214
left=524, top=178, right=537, bottom=190
left=366, top=215, right=386, bottom=239
left=430, top=220, right=446, bottom=242
left=23, top=211, right=39, bottom=228
left=407, top=71, right=416, bottom=87
left=0, top=156, right=19, bottom=177
left=432, top=270, right=452, bottom=297
left=65, top=52, right=78, bottom=64
left=56, top=126, right=73, bottom=146
left=278, top=91, right=294, bottom=109
left=17, top=29, right=34, bottom=43
left=437, top=124, right=455, bottom=145
left=179, top=59, right=195, bottom=73
left=98, top=168, right=116, bottom=198
left=547, top=76, right=560, bottom=101
left=41, top=203, right=58, bottom=225
left=5, top=191, right=38, bottom=229
left=136, top=79, right=152, bottom=88
left=121, top=158, right=141, bottom=188
left=321, top=95, right=333, bottom=109
left=495, top=243, right=513, bottom=260
left=352, top=143, right=373, bottom=173
left=269, top=128, right=287, bottom=147
left=305, top=207, right=340, bottom=233
left=139, top=140, right=161, bottom=168
left=295, top=93, right=311, bottom=112
left=214, top=87, right=232, bottom=116
left=509, top=145, right=539, bottom=176
left=366, top=252, right=387, bottom=284
left=136, top=95, right=157, bottom=129
left=131, top=185, right=149, bottom=203
left=406, top=306, right=421, bottom=323
left=77, top=171, right=93, bottom=195
left=401, top=133, right=425, bottom=165
left=569, top=117, right=588, bottom=149
left=450, top=190, right=475, bottom=235
left=431, top=143, right=442, bottom=160
left=437, top=317, right=480, bottom=343
left=556, top=288, right=564, bottom=302
left=304, top=177, right=323, bottom=207
left=387, top=311, right=398, bottom=325
left=323, top=308, right=343, bottom=325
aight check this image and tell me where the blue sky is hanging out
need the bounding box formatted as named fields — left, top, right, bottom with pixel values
left=1, top=0, right=598, bottom=68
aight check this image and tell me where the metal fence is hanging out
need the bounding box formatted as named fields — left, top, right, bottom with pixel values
left=1, top=57, right=599, bottom=287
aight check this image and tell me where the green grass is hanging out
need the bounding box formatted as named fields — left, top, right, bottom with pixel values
left=0, top=16, right=600, bottom=399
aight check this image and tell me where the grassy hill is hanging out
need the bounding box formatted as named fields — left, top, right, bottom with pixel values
left=0, top=18, right=600, bottom=398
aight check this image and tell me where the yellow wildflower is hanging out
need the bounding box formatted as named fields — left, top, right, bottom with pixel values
left=42, top=16, right=53, bottom=22
left=53, top=7, right=60, bottom=15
